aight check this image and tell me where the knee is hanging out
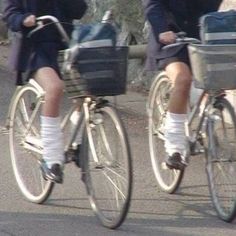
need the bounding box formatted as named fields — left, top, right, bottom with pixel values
left=166, top=63, right=192, bottom=92
left=35, top=68, right=65, bottom=98
left=175, top=73, right=192, bottom=92
left=45, top=80, right=64, bottom=99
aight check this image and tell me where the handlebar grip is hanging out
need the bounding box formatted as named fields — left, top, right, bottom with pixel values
left=27, top=15, right=70, bottom=44
left=27, top=22, right=44, bottom=38
left=162, top=42, right=186, bottom=50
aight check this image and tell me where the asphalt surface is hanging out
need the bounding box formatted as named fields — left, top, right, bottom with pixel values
left=0, top=45, right=236, bottom=235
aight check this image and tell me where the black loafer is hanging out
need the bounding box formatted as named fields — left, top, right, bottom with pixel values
left=65, top=144, right=80, bottom=166
left=41, top=163, right=63, bottom=184
left=165, top=152, right=186, bottom=170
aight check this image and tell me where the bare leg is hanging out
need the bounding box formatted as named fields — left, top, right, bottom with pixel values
left=34, top=67, right=65, bottom=183
left=164, top=62, right=192, bottom=169
left=34, top=67, right=64, bottom=116
left=166, top=62, right=192, bottom=114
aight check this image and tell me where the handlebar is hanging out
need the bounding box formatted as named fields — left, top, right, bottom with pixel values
left=27, top=10, right=114, bottom=46
left=27, top=15, right=70, bottom=45
left=162, top=32, right=201, bottom=50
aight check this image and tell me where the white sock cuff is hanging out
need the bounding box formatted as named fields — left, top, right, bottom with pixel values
left=165, top=112, right=186, bottom=134
left=41, top=116, right=61, bottom=126
left=166, top=112, right=187, bottom=122
left=41, top=116, right=64, bottom=167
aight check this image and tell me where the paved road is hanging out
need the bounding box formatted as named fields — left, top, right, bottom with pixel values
left=0, top=64, right=236, bottom=235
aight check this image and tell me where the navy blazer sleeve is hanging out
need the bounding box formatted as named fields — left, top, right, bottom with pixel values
left=2, top=0, right=32, bottom=32
left=202, top=0, right=223, bottom=13
left=3, top=0, right=87, bottom=32
left=58, top=0, right=87, bottom=20
left=144, top=0, right=169, bottom=42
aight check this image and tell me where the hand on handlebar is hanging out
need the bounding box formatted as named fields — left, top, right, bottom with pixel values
left=159, top=31, right=177, bottom=45
left=26, top=16, right=58, bottom=38
left=23, top=15, right=36, bottom=27
left=161, top=32, right=201, bottom=50
left=26, top=15, right=70, bottom=44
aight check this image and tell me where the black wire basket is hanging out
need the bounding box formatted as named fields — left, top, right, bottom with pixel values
left=58, top=46, right=129, bottom=98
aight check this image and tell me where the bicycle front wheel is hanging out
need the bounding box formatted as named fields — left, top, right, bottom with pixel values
left=148, top=72, right=184, bottom=193
left=9, top=85, right=54, bottom=203
left=83, top=103, right=132, bottom=229
left=206, top=97, right=236, bottom=222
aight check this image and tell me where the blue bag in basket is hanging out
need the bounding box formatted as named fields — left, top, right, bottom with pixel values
left=71, top=22, right=117, bottom=47
left=200, top=10, right=236, bottom=44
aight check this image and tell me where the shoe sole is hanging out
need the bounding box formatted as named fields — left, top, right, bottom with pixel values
left=40, top=166, right=63, bottom=184
left=165, top=160, right=186, bottom=171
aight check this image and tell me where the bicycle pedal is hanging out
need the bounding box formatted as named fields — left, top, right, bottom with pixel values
left=190, top=145, right=205, bottom=155
left=95, top=165, right=104, bottom=169
left=105, top=160, right=118, bottom=168
left=190, top=138, right=204, bottom=154
left=25, top=135, right=42, bottom=148
left=65, top=146, right=80, bottom=164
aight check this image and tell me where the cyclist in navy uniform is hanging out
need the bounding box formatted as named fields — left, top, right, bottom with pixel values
left=3, top=0, right=87, bottom=183
left=143, top=0, right=222, bottom=169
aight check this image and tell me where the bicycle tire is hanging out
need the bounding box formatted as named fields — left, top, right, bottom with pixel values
left=9, top=84, right=54, bottom=203
left=82, top=103, right=132, bottom=229
left=205, top=97, right=236, bottom=222
left=148, top=72, right=184, bottom=193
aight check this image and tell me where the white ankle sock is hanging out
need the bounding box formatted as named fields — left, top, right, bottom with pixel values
left=164, top=112, right=187, bottom=157
left=41, top=116, right=64, bottom=168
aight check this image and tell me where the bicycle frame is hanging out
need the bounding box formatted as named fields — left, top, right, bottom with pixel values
left=186, top=89, right=225, bottom=156
left=7, top=12, right=133, bottom=228
left=13, top=78, right=103, bottom=165
left=186, top=90, right=206, bottom=144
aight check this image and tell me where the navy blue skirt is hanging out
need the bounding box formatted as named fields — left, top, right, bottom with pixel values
left=157, top=46, right=190, bottom=70
left=27, top=42, right=61, bottom=78
left=16, top=41, right=63, bottom=85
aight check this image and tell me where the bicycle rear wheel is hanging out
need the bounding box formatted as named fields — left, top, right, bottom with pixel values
left=206, top=97, right=236, bottom=222
left=148, top=72, right=184, bottom=193
left=82, top=103, right=132, bottom=229
left=9, top=85, right=54, bottom=203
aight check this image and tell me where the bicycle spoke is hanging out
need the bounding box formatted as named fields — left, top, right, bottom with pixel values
left=9, top=85, right=53, bottom=203
left=102, top=171, right=126, bottom=200
left=206, top=98, right=236, bottom=222
left=148, top=74, right=184, bottom=193
left=84, top=104, right=132, bottom=228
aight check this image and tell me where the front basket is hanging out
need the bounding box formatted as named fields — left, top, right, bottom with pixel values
left=59, top=46, right=129, bottom=98
left=188, top=44, right=236, bottom=90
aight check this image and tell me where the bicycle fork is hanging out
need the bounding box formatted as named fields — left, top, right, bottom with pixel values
left=186, top=100, right=208, bottom=156
left=83, top=98, right=100, bottom=164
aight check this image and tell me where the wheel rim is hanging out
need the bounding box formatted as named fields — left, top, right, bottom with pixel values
left=207, top=104, right=236, bottom=221
left=85, top=106, right=132, bottom=228
left=149, top=76, right=183, bottom=192
left=9, top=87, right=53, bottom=203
